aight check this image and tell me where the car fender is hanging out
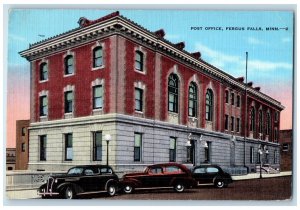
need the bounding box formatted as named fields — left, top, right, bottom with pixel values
left=121, top=178, right=141, bottom=188
left=105, top=179, right=118, bottom=191
left=57, top=182, right=84, bottom=194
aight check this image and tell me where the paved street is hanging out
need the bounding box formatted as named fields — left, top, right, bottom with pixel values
left=90, top=176, right=292, bottom=200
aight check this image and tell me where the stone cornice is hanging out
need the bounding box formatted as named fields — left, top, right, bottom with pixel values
left=19, top=14, right=284, bottom=110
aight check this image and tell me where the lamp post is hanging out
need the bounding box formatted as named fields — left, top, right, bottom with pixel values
left=104, top=134, right=112, bottom=166
left=258, top=144, right=269, bottom=179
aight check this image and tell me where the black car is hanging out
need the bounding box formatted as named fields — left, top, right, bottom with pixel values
left=191, top=165, right=233, bottom=188
left=38, top=165, right=119, bottom=199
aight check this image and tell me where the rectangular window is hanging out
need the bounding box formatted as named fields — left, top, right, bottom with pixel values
left=135, top=88, right=143, bottom=111
left=134, top=133, right=142, bottom=162
left=40, top=95, right=48, bottom=116
left=39, top=135, right=46, bottom=161
left=93, top=85, right=103, bottom=109
left=225, top=115, right=229, bottom=130
left=65, top=91, right=73, bottom=113
left=204, top=142, right=211, bottom=163
left=250, top=147, right=254, bottom=164
left=65, top=133, right=73, bottom=161
left=21, top=143, right=25, bottom=152
left=231, top=92, right=235, bottom=105
left=21, top=127, right=26, bottom=136
left=225, top=91, right=229, bottom=103
left=236, top=95, right=240, bottom=107
left=93, top=131, right=102, bottom=161
left=169, top=137, right=176, bottom=162
left=231, top=116, right=234, bottom=131
left=236, top=118, right=240, bottom=133
left=282, top=143, right=289, bottom=152
left=257, top=152, right=261, bottom=164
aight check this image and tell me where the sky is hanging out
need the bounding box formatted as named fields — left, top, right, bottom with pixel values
left=6, top=9, right=294, bottom=148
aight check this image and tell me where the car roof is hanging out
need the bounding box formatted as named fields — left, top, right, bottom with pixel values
left=69, top=165, right=112, bottom=169
left=147, top=162, right=189, bottom=170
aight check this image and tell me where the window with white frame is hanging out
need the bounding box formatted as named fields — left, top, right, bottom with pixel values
left=93, top=47, right=103, bottom=68
left=39, top=95, right=48, bottom=116
left=206, top=89, right=213, bottom=121
left=169, top=137, right=176, bottom=162
left=135, top=50, right=144, bottom=71
left=93, top=85, right=103, bottom=109
left=65, top=55, right=74, bottom=75
left=134, top=133, right=142, bottom=162
left=188, top=82, right=198, bottom=117
left=135, top=88, right=143, bottom=112
left=65, top=133, right=73, bottom=161
left=64, top=91, right=73, bottom=113
left=168, top=74, right=179, bottom=113
left=40, top=62, right=48, bottom=81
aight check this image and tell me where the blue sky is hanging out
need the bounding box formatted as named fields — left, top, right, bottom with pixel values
left=6, top=9, right=294, bottom=147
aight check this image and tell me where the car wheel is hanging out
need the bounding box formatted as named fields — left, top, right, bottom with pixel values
left=215, top=180, right=225, bottom=188
left=107, top=184, right=117, bottom=196
left=64, top=186, right=76, bottom=199
left=174, top=183, right=185, bottom=193
left=123, top=185, right=133, bottom=194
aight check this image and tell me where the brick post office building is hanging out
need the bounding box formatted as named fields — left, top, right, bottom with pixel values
left=20, top=12, right=284, bottom=173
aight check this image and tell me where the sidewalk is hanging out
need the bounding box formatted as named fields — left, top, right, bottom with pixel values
left=5, top=171, right=292, bottom=199
left=232, top=171, right=292, bottom=180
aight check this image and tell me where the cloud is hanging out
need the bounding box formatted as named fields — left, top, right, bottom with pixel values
left=247, top=37, right=265, bottom=45
left=9, top=34, right=26, bottom=42
left=195, top=42, right=292, bottom=73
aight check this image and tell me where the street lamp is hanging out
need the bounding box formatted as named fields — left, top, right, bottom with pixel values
left=258, top=144, right=269, bottom=179
left=104, top=134, right=112, bottom=166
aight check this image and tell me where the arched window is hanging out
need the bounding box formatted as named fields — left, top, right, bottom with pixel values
left=258, top=110, right=263, bottom=133
left=188, top=82, right=198, bottom=117
left=168, top=74, right=179, bottom=113
left=40, top=62, right=48, bottom=81
left=135, top=50, right=144, bottom=71
left=205, top=89, right=213, bottom=121
left=250, top=107, right=255, bottom=132
left=93, top=47, right=103, bottom=68
left=266, top=112, right=271, bottom=135
left=65, top=55, right=74, bottom=75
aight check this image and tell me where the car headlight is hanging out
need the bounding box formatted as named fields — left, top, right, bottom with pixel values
left=55, top=179, right=58, bottom=183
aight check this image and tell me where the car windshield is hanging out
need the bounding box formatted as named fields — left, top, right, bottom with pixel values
left=67, top=167, right=84, bottom=175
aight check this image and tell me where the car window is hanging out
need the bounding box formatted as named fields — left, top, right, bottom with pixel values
left=207, top=167, right=219, bottom=173
left=84, top=169, right=94, bottom=175
left=165, top=166, right=182, bottom=173
left=68, top=167, right=83, bottom=175
left=100, top=167, right=113, bottom=174
left=194, top=167, right=206, bottom=174
left=149, top=167, right=163, bottom=174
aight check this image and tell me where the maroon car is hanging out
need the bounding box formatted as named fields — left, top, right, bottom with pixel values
left=121, top=163, right=196, bottom=193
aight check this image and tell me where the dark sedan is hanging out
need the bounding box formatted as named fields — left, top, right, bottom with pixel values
left=121, top=163, right=196, bottom=193
left=38, top=165, right=119, bottom=199
left=191, top=165, right=233, bottom=188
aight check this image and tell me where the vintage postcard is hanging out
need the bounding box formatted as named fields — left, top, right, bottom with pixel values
left=5, top=7, right=294, bottom=204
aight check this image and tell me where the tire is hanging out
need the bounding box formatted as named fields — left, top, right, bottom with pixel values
left=174, top=183, right=185, bottom=193
left=107, top=184, right=117, bottom=196
left=64, top=186, right=76, bottom=199
left=123, top=185, right=133, bottom=194
left=215, top=180, right=225, bottom=188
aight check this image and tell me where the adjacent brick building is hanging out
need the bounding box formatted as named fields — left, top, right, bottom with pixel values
left=279, top=129, right=292, bottom=171
left=20, top=12, right=284, bottom=173
left=15, top=120, right=30, bottom=170
left=6, top=148, right=16, bottom=170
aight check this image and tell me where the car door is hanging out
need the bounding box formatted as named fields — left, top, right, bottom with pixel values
left=81, top=167, right=100, bottom=192
left=141, top=166, right=164, bottom=188
left=193, top=166, right=208, bottom=185
left=205, top=166, right=220, bottom=184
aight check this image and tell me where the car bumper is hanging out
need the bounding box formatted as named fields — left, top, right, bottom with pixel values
left=37, top=188, right=60, bottom=197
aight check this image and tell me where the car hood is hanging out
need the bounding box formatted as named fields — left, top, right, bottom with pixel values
left=48, top=173, right=72, bottom=179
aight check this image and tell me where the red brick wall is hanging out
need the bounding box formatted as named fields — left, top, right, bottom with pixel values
left=33, top=38, right=111, bottom=122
